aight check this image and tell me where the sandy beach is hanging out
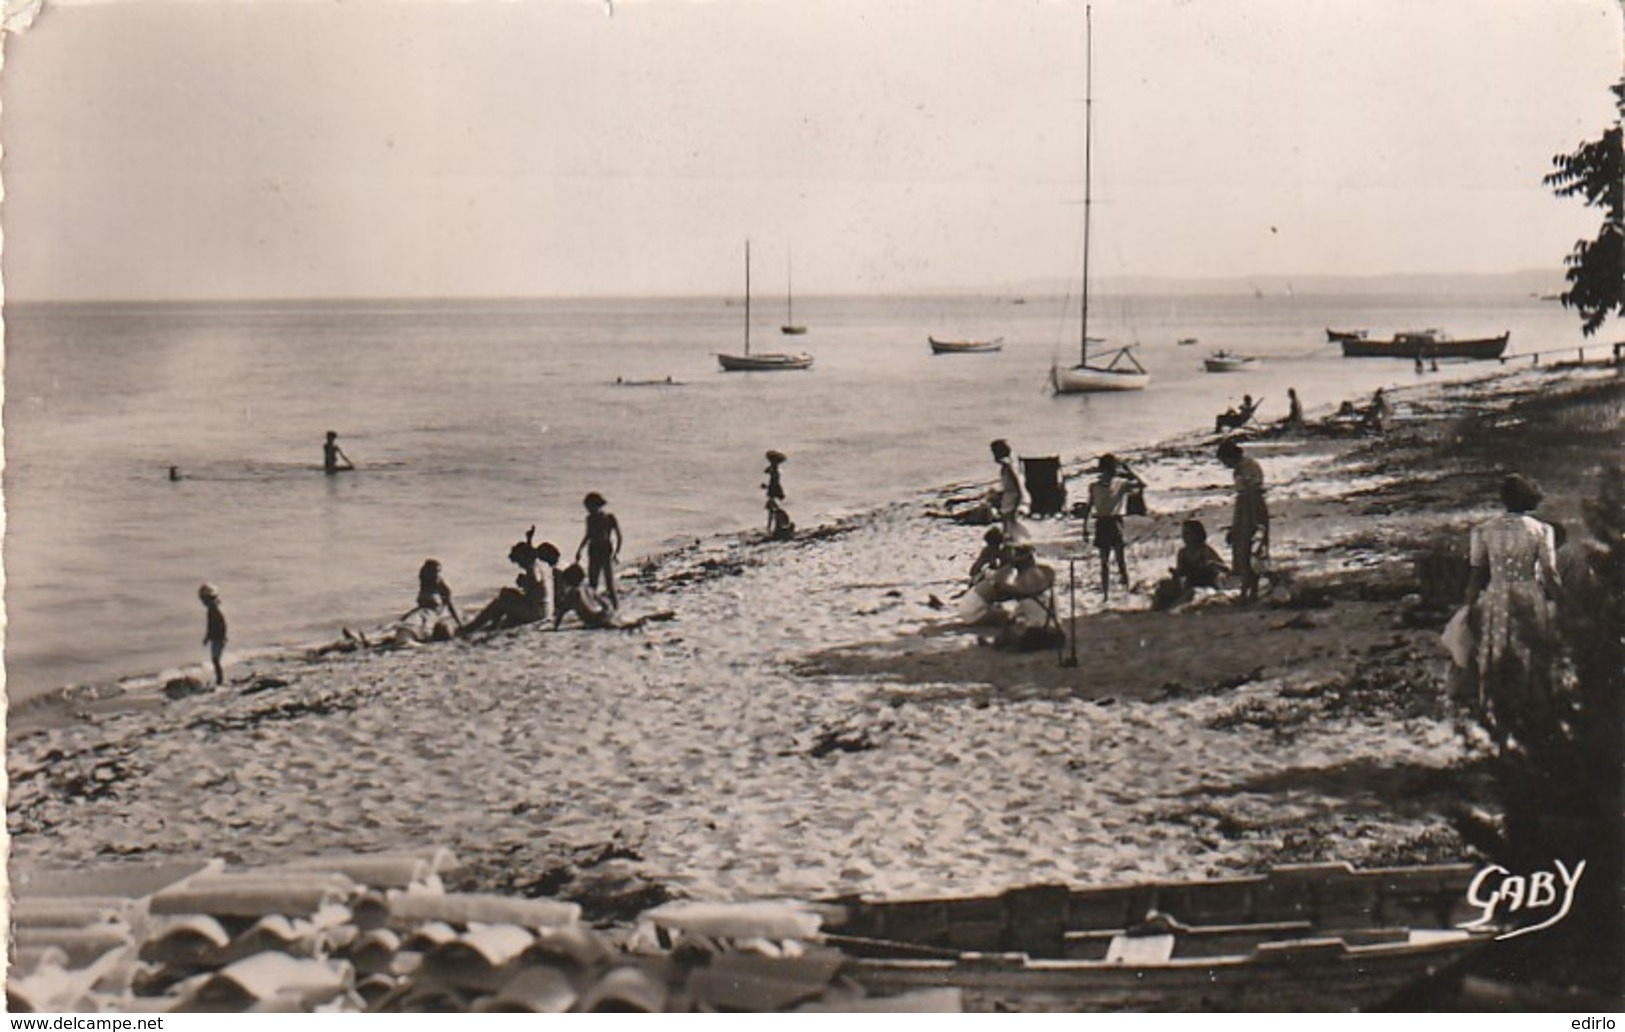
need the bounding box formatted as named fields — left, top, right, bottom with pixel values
left=9, top=362, right=1622, bottom=929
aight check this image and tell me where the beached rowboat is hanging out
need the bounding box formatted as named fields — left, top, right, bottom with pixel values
left=820, top=862, right=1489, bottom=1012
left=1334, top=329, right=1510, bottom=361
left=929, top=336, right=1004, bottom=354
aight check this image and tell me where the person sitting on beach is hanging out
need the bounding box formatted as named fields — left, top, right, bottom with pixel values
left=1217, top=439, right=1269, bottom=603
left=323, top=431, right=355, bottom=474
left=968, top=526, right=1010, bottom=585
left=1152, top=519, right=1231, bottom=611
left=553, top=562, right=618, bottom=630
left=959, top=543, right=1054, bottom=624
left=198, top=583, right=227, bottom=685
left=401, top=558, right=462, bottom=631
left=575, top=492, right=623, bottom=609
left=1282, top=388, right=1305, bottom=431
left=1361, top=388, right=1391, bottom=433
left=1214, top=395, right=1263, bottom=434
left=463, top=531, right=562, bottom=636
left=1079, top=453, right=1145, bottom=600
left=982, top=547, right=1063, bottom=650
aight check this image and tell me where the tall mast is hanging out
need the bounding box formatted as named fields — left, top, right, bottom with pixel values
left=745, top=239, right=752, bottom=356
left=786, top=249, right=794, bottom=324
left=1080, top=5, right=1093, bottom=367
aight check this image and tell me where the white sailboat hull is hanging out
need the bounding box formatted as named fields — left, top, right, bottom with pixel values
left=1051, top=363, right=1149, bottom=393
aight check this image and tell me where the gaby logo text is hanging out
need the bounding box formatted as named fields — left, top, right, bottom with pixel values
left=1458, top=859, right=1585, bottom=941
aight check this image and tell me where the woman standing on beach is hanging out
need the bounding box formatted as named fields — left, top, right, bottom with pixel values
left=1459, top=474, right=1561, bottom=742
left=1217, top=439, right=1269, bottom=602
left=1079, top=453, right=1145, bottom=600
left=989, top=439, right=1026, bottom=543
left=576, top=492, right=622, bottom=608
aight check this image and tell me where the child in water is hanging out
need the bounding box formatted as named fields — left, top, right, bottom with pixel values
left=575, top=492, right=622, bottom=608
left=198, top=584, right=228, bottom=685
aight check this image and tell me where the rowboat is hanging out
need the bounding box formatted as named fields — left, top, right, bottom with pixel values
left=820, top=862, right=1489, bottom=1012
left=718, top=241, right=814, bottom=372
left=1336, top=329, right=1509, bottom=361
left=1177, top=337, right=1200, bottom=347
left=930, top=336, right=1004, bottom=355
left=1326, top=328, right=1368, bottom=343
left=1204, top=350, right=1258, bottom=373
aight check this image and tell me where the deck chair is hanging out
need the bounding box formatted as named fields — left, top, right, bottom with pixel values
left=1020, top=456, right=1067, bottom=517
left=996, top=564, right=1066, bottom=652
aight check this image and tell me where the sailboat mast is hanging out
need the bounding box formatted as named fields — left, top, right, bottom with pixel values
left=1080, top=5, right=1094, bottom=368
left=745, top=239, right=752, bottom=356
left=786, top=249, right=794, bottom=324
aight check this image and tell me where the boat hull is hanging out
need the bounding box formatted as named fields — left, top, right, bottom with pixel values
left=930, top=337, right=1003, bottom=354
left=1051, top=363, right=1149, bottom=393
left=1204, top=356, right=1257, bottom=373
left=717, top=352, right=813, bottom=372
left=1339, top=333, right=1509, bottom=360
left=825, top=862, right=1489, bottom=1012
left=1326, top=328, right=1368, bottom=343
left=781, top=326, right=808, bottom=336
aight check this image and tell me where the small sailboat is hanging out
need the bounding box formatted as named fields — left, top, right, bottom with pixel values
left=1051, top=7, right=1148, bottom=395
left=718, top=240, right=813, bottom=372
left=780, top=249, right=807, bottom=336
left=929, top=336, right=1004, bottom=355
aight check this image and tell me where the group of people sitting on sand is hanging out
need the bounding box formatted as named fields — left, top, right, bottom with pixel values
left=950, top=432, right=1277, bottom=648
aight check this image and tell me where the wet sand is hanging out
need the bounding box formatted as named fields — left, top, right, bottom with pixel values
left=9, top=362, right=1622, bottom=920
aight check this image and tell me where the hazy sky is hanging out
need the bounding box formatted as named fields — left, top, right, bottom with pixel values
left=2, top=0, right=1620, bottom=300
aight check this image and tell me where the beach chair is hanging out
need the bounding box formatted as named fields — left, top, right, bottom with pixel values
left=1020, top=456, right=1067, bottom=517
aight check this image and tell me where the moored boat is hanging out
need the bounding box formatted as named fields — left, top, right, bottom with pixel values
left=1326, top=328, right=1368, bottom=343
left=1049, top=8, right=1149, bottom=396
left=1204, top=350, right=1258, bottom=373
left=1337, top=329, right=1509, bottom=360
left=718, top=241, right=815, bottom=372
left=819, top=862, right=1490, bottom=1012
left=930, top=336, right=1004, bottom=355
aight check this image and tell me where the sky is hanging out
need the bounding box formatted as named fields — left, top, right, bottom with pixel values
left=1, top=0, right=1620, bottom=300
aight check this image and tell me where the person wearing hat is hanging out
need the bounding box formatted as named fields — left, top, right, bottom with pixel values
left=1457, top=473, right=1561, bottom=735
left=575, top=492, right=622, bottom=608
left=1079, top=453, right=1146, bottom=600
left=762, top=450, right=793, bottom=538
left=198, top=584, right=228, bottom=685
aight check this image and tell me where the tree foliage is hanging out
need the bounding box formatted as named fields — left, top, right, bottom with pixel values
left=1544, top=80, right=1624, bottom=336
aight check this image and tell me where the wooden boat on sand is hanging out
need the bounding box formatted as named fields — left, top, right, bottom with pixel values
left=930, top=336, right=1004, bottom=354
left=819, top=862, right=1489, bottom=1012
left=1336, top=329, right=1509, bottom=361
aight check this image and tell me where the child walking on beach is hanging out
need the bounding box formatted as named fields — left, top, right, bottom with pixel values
left=576, top=492, right=622, bottom=608
left=198, top=584, right=227, bottom=685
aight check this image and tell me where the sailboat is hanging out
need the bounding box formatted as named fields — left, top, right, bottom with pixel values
left=718, top=240, right=814, bottom=372
left=781, top=249, right=807, bottom=336
left=1051, top=7, right=1149, bottom=395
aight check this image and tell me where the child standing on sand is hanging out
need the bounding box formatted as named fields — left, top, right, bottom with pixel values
left=198, top=584, right=227, bottom=685
left=762, top=450, right=795, bottom=539
left=575, top=492, right=622, bottom=608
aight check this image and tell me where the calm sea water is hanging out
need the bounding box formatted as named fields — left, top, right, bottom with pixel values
left=3, top=291, right=1593, bottom=699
